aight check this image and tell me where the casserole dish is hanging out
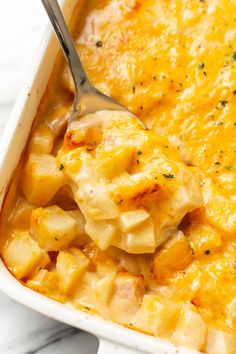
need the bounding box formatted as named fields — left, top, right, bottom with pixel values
left=0, top=1, right=199, bottom=353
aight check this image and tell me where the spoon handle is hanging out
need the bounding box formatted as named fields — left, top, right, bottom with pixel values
left=41, top=0, right=88, bottom=95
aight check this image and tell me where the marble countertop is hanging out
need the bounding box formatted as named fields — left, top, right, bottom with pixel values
left=0, top=1, right=98, bottom=353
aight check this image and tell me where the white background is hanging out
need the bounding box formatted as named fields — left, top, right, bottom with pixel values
left=0, top=1, right=98, bottom=353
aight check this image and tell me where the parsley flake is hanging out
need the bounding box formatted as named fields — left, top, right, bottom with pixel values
left=163, top=173, right=175, bottom=179
left=226, top=165, right=233, bottom=170
left=59, top=163, right=64, bottom=171
left=198, top=63, right=205, bottom=69
left=231, top=52, right=236, bottom=61
left=219, top=100, right=228, bottom=107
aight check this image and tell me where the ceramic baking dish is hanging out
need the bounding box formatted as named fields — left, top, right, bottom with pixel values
left=0, top=1, right=200, bottom=353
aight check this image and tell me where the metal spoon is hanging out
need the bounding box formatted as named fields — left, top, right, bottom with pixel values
left=41, top=0, right=145, bottom=127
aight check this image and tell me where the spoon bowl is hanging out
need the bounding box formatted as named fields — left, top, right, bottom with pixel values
left=41, top=0, right=145, bottom=128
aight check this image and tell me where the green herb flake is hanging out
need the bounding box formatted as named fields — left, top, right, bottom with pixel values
left=225, top=165, right=233, bottom=170
left=231, top=52, right=236, bottom=61
left=132, top=86, right=136, bottom=93
left=137, top=150, right=142, bottom=156
left=205, top=250, right=211, bottom=255
left=59, top=163, right=64, bottom=171
left=198, top=63, right=205, bottom=69
left=219, top=100, right=228, bottom=107
left=163, top=173, right=175, bottom=179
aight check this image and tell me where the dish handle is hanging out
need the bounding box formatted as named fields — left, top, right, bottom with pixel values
left=97, top=338, right=145, bottom=354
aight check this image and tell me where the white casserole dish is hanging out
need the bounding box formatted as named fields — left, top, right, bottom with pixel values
left=0, top=1, right=200, bottom=353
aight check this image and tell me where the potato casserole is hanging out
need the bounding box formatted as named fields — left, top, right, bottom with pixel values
left=1, top=0, right=236, bottom=352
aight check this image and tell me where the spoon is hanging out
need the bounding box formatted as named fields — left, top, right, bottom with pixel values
left=41, top=0, right=145, bottom=128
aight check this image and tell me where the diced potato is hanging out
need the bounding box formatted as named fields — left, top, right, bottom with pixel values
left=85, top=219, right=117, bottom=250
left=153, top=231, right=193, bottom=284
left=21, top=154, right=64, bottom=206
left=2, top=231, right=49, bottom=279
left=30, top=205, right=77, bottom=251
left=133, top=294, right=180, bottom=337
left=52, top=185, right=78, bottom=211
left=171, top=262, right=202, bottom=301
left=202, top=179, right=236, bottom=234
left=28, top=123, right=54, bottom=154
left=109, top=272, right=145, bottom=324
left=114, top=272, right=145, bottom=300
left=97, top=146, right=134, bottom=179
left=119, top=209, right=150, bottom=232
left=56, top=248, right=89, bottom=295
left=46, top=106, right=68, bottom=137
left=112, top=172, right=161, bottom=202
left=206, top=328, right=236, bottom=354
left=27, top=269, right=62, bottom=302
left=125, top=218, right=156, bottom=254
left=77, top=182, right=120, bottom=220
left=67, top=209, right=90, bottom=246
left=8, top=197, right=35, bottom=229
left=186, top=223, right=222, bottom=257
left=74, top=262, right=117, bottom=317
left=172, top=307, right=207, bottom=351
left=57, top=147, right=84, bottom=179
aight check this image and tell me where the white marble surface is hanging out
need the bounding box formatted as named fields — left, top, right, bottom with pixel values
left=0, top=1, right=99, bottom=353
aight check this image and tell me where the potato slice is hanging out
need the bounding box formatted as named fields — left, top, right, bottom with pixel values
left=119, top=209, right=150, bottom=232
left=85, top=219, right=117, bottom=250
left=30, top=205, right=77, bottom=251
left=97, top=146, right=134, bottom=179
left=67, top=209, right=90, bottom=246
left=74, top=262, right=117, bottom=317
left=186, top=223, right=222, bottom=257
left=2, top=231, right=49, bottom=279
left=202, top=179, right=236, bottom=235
left=21, top=154, right=64, bottom=206
left=8, top=197, right=35, bottom=229
left=109, top=272, right=145, bottom=324
left=27, top=269, right=62, bottom=302
left=28, top=123, right=54, bottom=154
left=153, top=231, right=193, bottom=284
left=125, top=217, right=155, bottom=254
left=206, top=327, right=236, bottom=354
left=133, top=294, right=180, bottom=337
left=56, top=248, right=89, bottom=295
left=172, top=307, right=207, bottom=351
